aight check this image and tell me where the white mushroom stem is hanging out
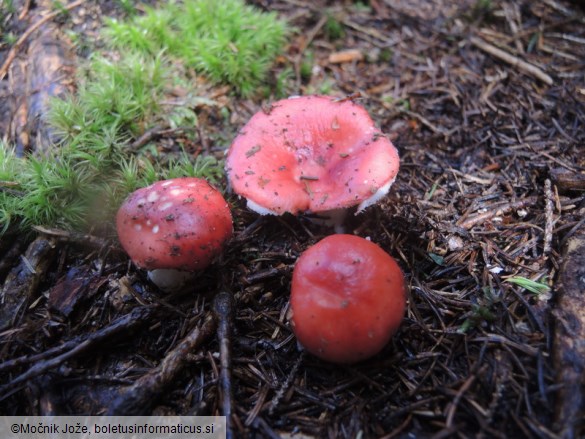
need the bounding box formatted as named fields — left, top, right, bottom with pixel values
left=147, top=269, right=198, bottom=293
left=248, top=196, right=349, bottom=233
left=306, top=208, right=349, bottom=234
left=311, top=179, right=395, bottom=233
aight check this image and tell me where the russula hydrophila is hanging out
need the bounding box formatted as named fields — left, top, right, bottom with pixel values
left=225, top=95, right=400, bottom=231
left=289, top=234, right=406, bottom=363
left=116, top=177, right=233, bottom=292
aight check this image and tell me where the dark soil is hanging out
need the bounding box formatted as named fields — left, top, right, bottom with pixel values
left=1, top=0, right=585, bottom=438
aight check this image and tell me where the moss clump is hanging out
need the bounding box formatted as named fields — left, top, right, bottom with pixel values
left=49, top=53, right=166, bottom=151
left=104, top=0, right=288, bottom=97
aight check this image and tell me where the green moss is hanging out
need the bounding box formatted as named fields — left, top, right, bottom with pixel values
left=50, top=53, right=166, bottom=155
left=299, top=51, right=314, bottom=83
left=458, top=286, right=499, bottom=333
left=104, top=0, right=288, bottom=97
left=324, top=13, right=345, bottom=41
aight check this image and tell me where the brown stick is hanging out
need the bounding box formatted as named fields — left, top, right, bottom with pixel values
left=293, top=14, right=327, bottom=92
left=214, top=292, right=235, bottom=439
left=544, top=179, right=554, bottom=256
left=470, top=36, right=553, bottom=85
left=457, top=196, right=539, bottom=229
left=0, top=0, right=85, bottom=81
left=18, top=0, right=33, bottom=20
left=107, top=312, right=217, bottom=415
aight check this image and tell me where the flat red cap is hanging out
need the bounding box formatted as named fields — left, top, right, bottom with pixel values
left=116, top=177, right=233, bottom=271
left=226, top=95, right=400, bottom=215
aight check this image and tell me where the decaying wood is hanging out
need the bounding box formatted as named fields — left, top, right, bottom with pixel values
left=0, top=0, right=83, bottom=81
left=1, top=0, right=78, bottom=154
left=0, top=237, right=56, bottom=330
left=0, top=239, right=28, bottom=282
left=26, top=21, right=76, bottom=154
left=553, top=223, right=585, bottom=438
left=328, top=49, right=364, bottom=64
left=106, top=312, right=216, bottom=415
left=47, top=265, right=108, bottom=317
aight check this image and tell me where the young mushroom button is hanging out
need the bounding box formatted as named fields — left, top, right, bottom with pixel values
left=289, top=234, right=406, bottom=364
left=225, top=95, right=400, bottom=230
left=116, top=177, right=233, bottom=292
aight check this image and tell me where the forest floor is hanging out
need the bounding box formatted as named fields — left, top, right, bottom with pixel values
left=0, top=0, right=584, bottom=438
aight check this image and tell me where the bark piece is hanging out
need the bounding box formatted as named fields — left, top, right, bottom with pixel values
left=553, top=225, right=585, bottom=438
left=0, top=237, right=56, bottom=330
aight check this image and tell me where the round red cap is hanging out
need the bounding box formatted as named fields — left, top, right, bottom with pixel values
left=116, top=177, right=233, bottom=271
left=290, top=234, right=406, bottom=363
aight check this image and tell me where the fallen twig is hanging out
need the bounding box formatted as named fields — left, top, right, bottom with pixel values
left=445, top=374, right=476, bottom=428
left=544, top=179, right=554, bottom=256
left=457, top=196, right=539, bottom=229
left=32, top=225, right=111, bottom=249
left=401, top=109, right=455, bottom=137
left=268, top=352, right=304, bottom=415
left=470, top=36, right=553, bottom=85
left=214, top=292, right=235, bottom=439
left=107, top=312, right=216, bottom=415
left=293, top=14, right=327, bottom=92
left=18, top=0, right=32, bottom=20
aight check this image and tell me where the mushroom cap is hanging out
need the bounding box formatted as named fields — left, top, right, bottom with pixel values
left=225, top=95, right=400, bottom=215
left=290, top=234, right=406, bottom=363
left=116, top=177, right=233, bottom=272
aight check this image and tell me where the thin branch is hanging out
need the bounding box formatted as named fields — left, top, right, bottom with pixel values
left=543, top=179, right=554, bottom=256
left=106, top=312, right=216, bottom=415
left=214, top=292, right=235, bottom=439
left=470, top=36, right=553, bottom=86
left=457, top=196, right=539, bottom=229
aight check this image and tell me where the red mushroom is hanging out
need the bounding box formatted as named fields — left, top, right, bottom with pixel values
left=116, top=177, right=233, bottom=292
left=289, top=234, right=406, bottom=363
left=225, top=95, right=400, bottom=230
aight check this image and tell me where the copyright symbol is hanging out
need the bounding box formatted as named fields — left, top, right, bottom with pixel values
left=10, top=424, right=19, bottom=434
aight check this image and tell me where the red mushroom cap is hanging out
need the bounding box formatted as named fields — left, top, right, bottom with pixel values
left=226, top=95, right=400, bottom=215
left=116, top=177, right=233, bottom=272
left=290, top=234, right=406, bottom=363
